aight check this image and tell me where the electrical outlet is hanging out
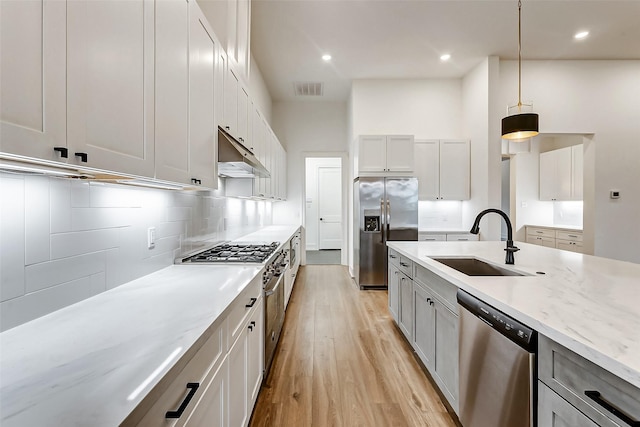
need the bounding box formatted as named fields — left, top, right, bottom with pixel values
left=147, top=227, right=156, bottom=249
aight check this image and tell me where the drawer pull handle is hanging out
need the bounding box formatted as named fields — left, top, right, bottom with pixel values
left=400, top=262, right=409, bottom=267
left=245, top=297, right=257, bottom=308
left=54, top=147, right=68, bottom=158
left=74, top=152, right=88, bottom=163
left=166, top=382, right=199, bottom=419
left=585, top=390, right=640, bottom=426
left=389, top=254, right=397, bottom=259
left=248, top=321, right=256, bottom=331
left=568, top=234, right=578, bottom=238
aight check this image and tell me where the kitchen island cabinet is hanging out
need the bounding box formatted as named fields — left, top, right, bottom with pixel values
left=387, top=240, right=640, bottom=426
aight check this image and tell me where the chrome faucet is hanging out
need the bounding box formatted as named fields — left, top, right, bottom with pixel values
left=470, top=209, right=520, bottom=265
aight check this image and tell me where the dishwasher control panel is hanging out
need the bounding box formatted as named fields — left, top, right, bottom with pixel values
left=458, top=290, right=536, bottom=351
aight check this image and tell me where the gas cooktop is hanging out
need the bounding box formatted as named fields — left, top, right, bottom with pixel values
left=181, top=242, right=280, bottom=264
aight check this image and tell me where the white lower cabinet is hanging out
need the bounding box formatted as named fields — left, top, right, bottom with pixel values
left=398, top=272, right=413, bottom=341
left=387, top=262, right=400, bottom=323
left=129, top=276, right=264, bottom=427
left=413, top=283, right=435, bottom=370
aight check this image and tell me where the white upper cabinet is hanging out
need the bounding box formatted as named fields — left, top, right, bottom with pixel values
left=415, top=140, right=470, bottom=200
left=357, top=135, right=414, bottom=174
left=540, top=145, right=582, bottom=201
left=223, top=65, right=249, bottom=148
left=154, top=0, right=218, bottom=189
left=226, top=0, right=251, bottom=84
left=237, top=86, right=250, bottom=149
left=67, top=0, right=155, bottom=177
left=154, top=0, right=190, bottom=185
left=1, top=0, right=67, bottom=161
left=188, top=2, right=219, bottom=189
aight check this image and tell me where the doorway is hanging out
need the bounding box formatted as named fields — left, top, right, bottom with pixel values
left=305, top=157, right=342, bottom=264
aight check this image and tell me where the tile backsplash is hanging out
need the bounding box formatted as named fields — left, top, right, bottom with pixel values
left=418, top=200, right=463, bottom=230
left=0, top=173, right=271, bottom=331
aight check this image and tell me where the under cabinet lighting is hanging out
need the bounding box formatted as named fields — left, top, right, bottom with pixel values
left=440, top=54, right=451, bottom=61
left=322, top=54, right=332, bottom=61
left=0, top=159, right=92, bottom=178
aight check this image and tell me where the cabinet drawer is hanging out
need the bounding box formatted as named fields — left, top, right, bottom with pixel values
left=539, top=335, right=640, bottom=427
left=388, top=249, right=401, bottom=266
left=556, top=230, right=583, bottom=242
left=132, top=319, right=227, bottom=426
left=539, top=381, right=599, bottom=427
left=556, top=240, right=584, bottom=253
left=445, top=233, right=478, bottom=242
left=419, top=234, right=446, bottom=242
left=398, top=255, right=413, bottom=278
left=527, top=227, right=555, bottom=239
left=227, top=275, right=262, bottom=347
left=526, top=235, right=556, bottom=248
left=414, top=265, right=458, bottom=312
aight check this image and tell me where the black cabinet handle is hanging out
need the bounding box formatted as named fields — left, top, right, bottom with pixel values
left=400, top=262, right=409, bottom=267
left=74, top=152, right=88, bottom=163
left=585, top=391, right=640, bottom=426
left=165, top=382, right=199, bottom=419
left=430, top=300, right=434, bottom=306
left=54, top=147, right=68, bottom=158
left=245, top=297, right=257, bottom=308
left=426, top=298, right=431, bottom=303
left=389, top=254, right=397, bottom=259
left=191, top=178, right=202, bottom=185
left=248, top=320, right=256, bottom=331
left=225, top=125, right=230, bottom=130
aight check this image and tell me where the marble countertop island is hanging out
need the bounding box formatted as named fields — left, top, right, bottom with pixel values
left=387, top=241, right=640, bottom=389
left=0, top=225, right=301, bottom=426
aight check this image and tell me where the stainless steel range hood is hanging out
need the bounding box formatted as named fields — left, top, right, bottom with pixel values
left=217, top=126, right=270, bottom=178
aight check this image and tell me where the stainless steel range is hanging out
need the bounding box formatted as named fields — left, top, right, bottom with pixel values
left=178, top=241, right=287, bottom=380
left=180, top=242, right=280, bottom=264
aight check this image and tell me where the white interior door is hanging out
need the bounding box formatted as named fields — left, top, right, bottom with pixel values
left=318, top=166, right=342, bottom=250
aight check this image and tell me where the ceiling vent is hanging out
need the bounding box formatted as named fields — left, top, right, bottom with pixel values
left=294, top=82, right=323, bottom=97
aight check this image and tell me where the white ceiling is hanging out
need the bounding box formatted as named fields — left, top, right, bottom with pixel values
left=250, top=0, right=640, bottom=102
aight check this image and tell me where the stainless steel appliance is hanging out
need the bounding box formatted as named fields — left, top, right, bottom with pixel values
left=177, top=241, right=286, bottom=379
left=263, top=250, right=287, bottom=378
left=457, top=290, right=537, bottom=427
left=353, top=177, right=418, bottom=289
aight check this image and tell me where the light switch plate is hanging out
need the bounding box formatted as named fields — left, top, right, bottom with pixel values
left=147, top=227, right=156, bottom=249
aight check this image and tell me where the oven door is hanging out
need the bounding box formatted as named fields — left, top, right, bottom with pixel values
left=264, top=272, right=285, bottom=378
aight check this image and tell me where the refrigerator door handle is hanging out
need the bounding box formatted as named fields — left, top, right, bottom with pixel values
left=387, top=200, right=391, bottom=238
left=380, top=198, right=385, bottom=243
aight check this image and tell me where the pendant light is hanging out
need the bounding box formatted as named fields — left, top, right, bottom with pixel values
left=502, top=0, right=539, bottom=140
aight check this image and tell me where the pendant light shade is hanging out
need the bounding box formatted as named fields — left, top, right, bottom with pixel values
left=502, top=112, right=539, bottom=140
left=502, top=0, right=539, bottom=140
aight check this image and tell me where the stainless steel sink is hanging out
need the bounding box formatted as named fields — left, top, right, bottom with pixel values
left=430, top=257, right=526, bottom=276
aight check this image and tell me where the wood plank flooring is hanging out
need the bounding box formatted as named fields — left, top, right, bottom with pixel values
left=249, top=265, right=458, bottom=427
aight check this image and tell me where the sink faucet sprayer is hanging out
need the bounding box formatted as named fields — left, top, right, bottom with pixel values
left=470, top=209, right=520, bottom=265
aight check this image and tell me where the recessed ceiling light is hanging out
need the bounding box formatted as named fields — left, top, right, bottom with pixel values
left=574, top=31, right=589, bottom=40
left=440, top=54, right=451, bottom=61
left=322, top=54, right=332, bottom=61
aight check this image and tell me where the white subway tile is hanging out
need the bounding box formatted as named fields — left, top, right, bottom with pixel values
left=157, top=221, right=185, bottom=239
left=50, top=178, right=72, bottom=233
left=24, top=176, right=50, bottom=265
left=71, top=207, right=134, bottom=231
left=105, top=248, right=123, bottom=290
left=71, top=180, right=91, bottom=207
left=25, top=251, right=106, bottom=293
left=90, top=182, right=142, bottom=208
left=50, top=228, right=120, bottom=260
left=168, top=206, right=192, bottom=222
left=0, top=174, right=25, bottom=302
left=0, top=274, right=104, bottom=332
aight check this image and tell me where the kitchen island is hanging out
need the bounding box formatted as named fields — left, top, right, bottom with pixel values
left=387, top=240, right=640, bottom=425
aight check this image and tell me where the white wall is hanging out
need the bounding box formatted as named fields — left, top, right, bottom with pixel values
left=500, top=60, right=640, bottom=262
left=350, top=79, right=463, bottom=138
left=271, top=101, right=349, bottom=263
left=0, top=173, right=272, bottom=331
left=462, top=57, right=503, bottom=240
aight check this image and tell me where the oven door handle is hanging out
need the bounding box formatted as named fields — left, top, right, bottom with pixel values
left=264, top=275, right=283, bottom=297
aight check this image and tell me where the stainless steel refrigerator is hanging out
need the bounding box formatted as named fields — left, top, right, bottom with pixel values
left=353, top=177, right=418, bottom=289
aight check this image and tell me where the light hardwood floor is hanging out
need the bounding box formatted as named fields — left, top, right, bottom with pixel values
left=249, top=265, right=458, bottom=427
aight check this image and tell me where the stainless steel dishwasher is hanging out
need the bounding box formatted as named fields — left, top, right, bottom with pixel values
left=457, top=290, right=537, bottom=427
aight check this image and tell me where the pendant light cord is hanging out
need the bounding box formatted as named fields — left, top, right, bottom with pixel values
left=518, top=0, right=522, bottom=109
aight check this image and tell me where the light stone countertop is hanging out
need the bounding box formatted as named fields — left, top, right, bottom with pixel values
left=0, top=225, right=301, bottom=426
left=524, top=224, right=583, bottom=231
left=419, top=229, right=474, bottom=234
left=387, top=241, right=640, bottom=389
